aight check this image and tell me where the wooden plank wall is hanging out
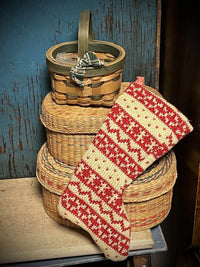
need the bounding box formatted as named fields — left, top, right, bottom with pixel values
left=154, top=1, right=200, bottom=266
left=0, top=0, right=159, bottom=178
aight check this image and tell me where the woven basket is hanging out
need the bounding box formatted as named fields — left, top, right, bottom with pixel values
left=40, top=92, right=110, bottom=166
left=36, top=143, right=177, bottom=232
left=46, top=10, right=125, bottom=107
left=41, top=83, right=160, bottom=166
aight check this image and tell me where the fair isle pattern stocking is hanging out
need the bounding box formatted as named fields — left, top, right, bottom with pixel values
left=58, top=82, right=193, bottom=261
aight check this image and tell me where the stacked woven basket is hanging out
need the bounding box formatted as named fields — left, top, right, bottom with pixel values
left=46, top=10, right=125, bottom=107
left=36, top=10, right=177, bottom=232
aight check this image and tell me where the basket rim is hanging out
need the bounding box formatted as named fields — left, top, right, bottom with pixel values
left=46, top=40, right=126, bottom=76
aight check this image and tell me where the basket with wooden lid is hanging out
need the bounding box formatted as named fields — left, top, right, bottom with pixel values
left=36, top=142, right=177, bottom=232
left=46, top=10, right=125, bottom=106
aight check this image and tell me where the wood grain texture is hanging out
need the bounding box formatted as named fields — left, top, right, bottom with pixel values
left=192, top=164, right=200, bottom=247
left=158, top=1, right=200, bottom=266
left=133, top=254, right=151, bottom=267
left=0, top=0, right=159, bottom=178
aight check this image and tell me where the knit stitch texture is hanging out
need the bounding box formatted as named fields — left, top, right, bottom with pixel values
left=58, top=82, right=193, bottom=261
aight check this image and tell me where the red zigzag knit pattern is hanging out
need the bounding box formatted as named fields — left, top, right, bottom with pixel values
left=58, top=82, right=193, bottom=261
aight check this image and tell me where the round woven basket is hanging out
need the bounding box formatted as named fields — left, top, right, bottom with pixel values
left=36, top=143, right=177, bottom=231
left=46, top=10, right=125, bottom=107
left=40, top=92, right=110, bottom=166
left=41, top=83, right=161, bottom=166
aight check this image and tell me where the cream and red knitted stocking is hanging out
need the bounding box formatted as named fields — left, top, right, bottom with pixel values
left=58, top=82, right=193, bottom=261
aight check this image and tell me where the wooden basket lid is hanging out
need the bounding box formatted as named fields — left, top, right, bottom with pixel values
left=36, top=143, right=177, bottom=203
left=40, top=92, right=111, bottom=134
left=41, top=83, right=161, bottom=134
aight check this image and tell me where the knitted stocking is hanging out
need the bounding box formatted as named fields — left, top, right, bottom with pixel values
left=58, top=82, right=193, bottom=261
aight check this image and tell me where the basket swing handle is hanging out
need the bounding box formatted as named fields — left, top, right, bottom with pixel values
left=70, top=10, right=103, bottom=87
left=78, top=10, right=94, bottom=58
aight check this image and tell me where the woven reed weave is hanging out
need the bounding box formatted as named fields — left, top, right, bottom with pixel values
left=51, top=67, right=123, bottom=106
left=40, top=92, right=110, bottom=134
left=41, top=83, right=161, bottom=165
left=46, top=129, right=96, bottom=166
left=36, top=143, right=177, bottom=231
left=41, top=92, right=110, bottom=165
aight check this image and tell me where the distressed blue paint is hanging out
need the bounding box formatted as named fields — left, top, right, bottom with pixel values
left=0, top=0, right=158, bottom=178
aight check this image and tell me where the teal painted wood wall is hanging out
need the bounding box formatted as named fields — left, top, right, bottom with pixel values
left=0, top=0, right=158, bottom=178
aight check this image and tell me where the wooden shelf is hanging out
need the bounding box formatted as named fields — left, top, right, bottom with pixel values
left=0, top=177, right=160, bottom=265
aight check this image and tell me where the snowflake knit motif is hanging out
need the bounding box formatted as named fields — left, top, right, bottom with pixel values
left=58, top=82, right=193, bottom=261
